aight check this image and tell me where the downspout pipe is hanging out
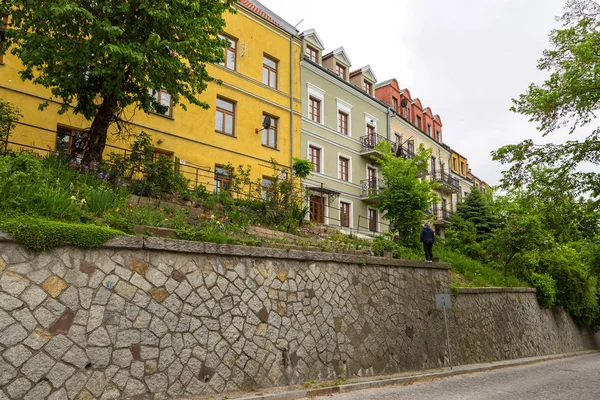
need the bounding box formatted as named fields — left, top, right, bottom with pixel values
left=289, top=34, right=294, bottom=175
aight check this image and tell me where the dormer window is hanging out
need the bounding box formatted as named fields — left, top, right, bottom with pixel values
left=416, top=115, right=422, bottom=130
left=363, top=81, right=372, bottom=95
left=427, top=124, right=432, bottom=136
left=436, top=130, right=441, bottom=141
left=392, top=97, right=398, bottom=111
left=335, top=63, right=346, bottom=79
left=305, top=45, right=319, bottom=62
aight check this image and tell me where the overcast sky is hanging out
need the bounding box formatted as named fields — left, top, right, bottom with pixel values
left=256, top=0, right=568, bottom=186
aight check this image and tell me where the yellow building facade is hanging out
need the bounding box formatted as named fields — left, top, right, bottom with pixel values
left=1, top=1, right=302, bottom=189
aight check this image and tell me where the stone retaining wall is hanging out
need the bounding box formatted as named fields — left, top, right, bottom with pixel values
left=0, top=235, right=451, bottom=399
left=1, top=234, right=598, bottom=400
left=451, top=288, right=600, bottom=363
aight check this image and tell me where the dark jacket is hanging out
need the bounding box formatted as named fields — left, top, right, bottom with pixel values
left=420, top=226, right=435, bottom=244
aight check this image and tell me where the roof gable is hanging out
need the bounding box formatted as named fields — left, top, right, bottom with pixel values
left=301, top=28, right=325, bottom=50
left=434, top=114, right=443, bottom=126
left=322, top=46, right=352, bottom=67
left=423, top=107, right=433, bottom=118
left=412, top=98, right=423, bottom=110
left=360, top=65, right=377, bottom=83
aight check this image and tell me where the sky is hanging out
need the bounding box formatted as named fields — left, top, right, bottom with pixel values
left=256, top=0, right=568, bottom=186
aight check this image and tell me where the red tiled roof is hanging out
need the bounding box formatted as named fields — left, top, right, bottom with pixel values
left=237, top=0, right=283, bottom=30
left=349, top=68, right=362, bottom=77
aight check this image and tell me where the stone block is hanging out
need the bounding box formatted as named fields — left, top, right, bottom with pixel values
left=42, top=275, right=68, bottom=298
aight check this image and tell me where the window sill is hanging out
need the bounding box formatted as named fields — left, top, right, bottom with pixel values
left=149, top=111, right=174, bottom=120
left=215, top=130, right=236, bottom=138
left=261, top=144, right=279, bottom=151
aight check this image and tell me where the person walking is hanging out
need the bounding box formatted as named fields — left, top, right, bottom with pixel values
left=420, top=221, right=435, bottom=262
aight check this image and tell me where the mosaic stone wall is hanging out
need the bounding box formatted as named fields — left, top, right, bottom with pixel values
left=452, top=288, right=600, bottom=363
left=0, top=235, right=451, bottom=399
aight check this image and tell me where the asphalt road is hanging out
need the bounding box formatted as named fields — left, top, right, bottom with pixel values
left=307, top=353, right=600, bottom=400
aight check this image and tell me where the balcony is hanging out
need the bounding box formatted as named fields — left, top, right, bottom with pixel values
left=395, top=145, right=415, bottom=160
left=429, top=206, right=453, bottom=225
left=360, top=134, right=395, bottom=160
left=432, top=171, right=460, bottom=193
left=360, top=178, right=385, bottom=204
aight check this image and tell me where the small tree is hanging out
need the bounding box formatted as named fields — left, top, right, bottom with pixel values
left=486, top=212, right=547, bottom=283
left=0, top=99, right=22, bottom=150
left=1, top=0, right=233, bottom=164
left=372, top=142, right=438, bottom=246
left=455, top=188, right=496, bottom=242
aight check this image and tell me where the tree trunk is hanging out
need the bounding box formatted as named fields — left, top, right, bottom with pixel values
left=82, top=95, right=118, bottom=165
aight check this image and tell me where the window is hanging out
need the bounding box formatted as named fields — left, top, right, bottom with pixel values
left=215, top=97, right=235, bottom=136
left=214, top=165, right=231, bottom=194
left=262, top=55, right=278, bottom=88
left=461, top=162, right=465, bottom=175
left=453, top=157, right=458, bottom=171
left=309, top=96, right=321, bottom=123
left=335, top=63, right=346, bottom=79
left=416, top=115, right=422, bottom=130
left=367, top=166, right=377, bottom=194
left=404, top=104, right=409, bottom=119
left=218, top=34, right=236, bottom=70
left=338, top=111, right=349, bottom=135
left=0, top=15, right=7, bottom=64
left=436, top=130, right=441, bottom=141
left=339, top=156, right=349, bottom=181
left=363, top=81, right=372, bottom=94
left=340, top=202, right=350, bottom=228
left=151, top=148, right=174, bottom=162
left=150, top=89, right=173, bottom=117
left=305, top=45, right=318, bottom=62
left=407, top=140, right=415, bottom=155
left=56, top=127, right=87, bottom=157
left=262, top=176, right=274, bottom=200
left=394, top=133, right=402, bottom=145
left=368, top=209, right=378, bottom=232
left=262, top=114, right=277, bottom=148
left=310, top=195, right=325, bottom=223
left=427, top=124, right=432, bottom=136
left=366, top=124, right=376, bottom=141
left=431, top=156, right=437, bottom=176
left=392, top=97, right=398, bottom=111
left=309, top=145, right=321, bottom=173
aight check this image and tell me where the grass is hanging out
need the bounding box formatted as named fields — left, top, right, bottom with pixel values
left=439, top=247, right=526, bottom=288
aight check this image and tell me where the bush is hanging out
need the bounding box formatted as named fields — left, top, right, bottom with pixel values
left=0, top=215, right=124, bottom=251
left=529, top=272, right=557, bottom=308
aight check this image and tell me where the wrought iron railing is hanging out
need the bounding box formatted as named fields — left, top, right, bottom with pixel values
left=395, top=145, right=415, bottom=159
left=360, top=134, right=394, bottom=153
left=433, top=171, right=460, bottom=191
left=360, top=178, right=385, bottom=197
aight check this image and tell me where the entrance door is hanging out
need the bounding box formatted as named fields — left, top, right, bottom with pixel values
left=309, top=195, right=325, bottom=223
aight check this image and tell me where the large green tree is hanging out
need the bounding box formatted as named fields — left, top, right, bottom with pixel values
left=0, top=0, right=233, bottom=164
left=372, top=142, right=438, bottom=246
left=493, top=0, right=600, bottom=195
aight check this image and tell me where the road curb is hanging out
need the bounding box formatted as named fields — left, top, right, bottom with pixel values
left=231, top=350, right=599, bottom=400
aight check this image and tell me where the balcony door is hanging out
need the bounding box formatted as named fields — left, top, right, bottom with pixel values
left=309, top=195, right=325, bottom=223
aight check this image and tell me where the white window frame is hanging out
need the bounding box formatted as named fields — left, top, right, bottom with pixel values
left=336, top=98, right=353, bottom=137
left=364, top=112, right=378, bottom=137
left=339, top=199, right=354, bottom=229
left=365, top=164, right=379, bottom=187
left=337, top=152, right=353, bottom=182
left=307, top=141, right=325, bottom=175
left=307, top=83, right=326, bottom=125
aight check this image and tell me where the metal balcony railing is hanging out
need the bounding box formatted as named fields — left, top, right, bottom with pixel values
left=433, top=171, right=460, bottom=192
left=360, top=134, right=394, bottom=153
left=361, top=178, right=385, bottom=197
left=431, top=207, right=453, bottom=222
left=395, top=145, right=415, bottom=159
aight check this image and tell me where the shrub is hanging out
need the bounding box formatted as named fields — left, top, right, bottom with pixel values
left=529, top=272, right=557, bottom=308
left=0, top=215, right=124, bottom=251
